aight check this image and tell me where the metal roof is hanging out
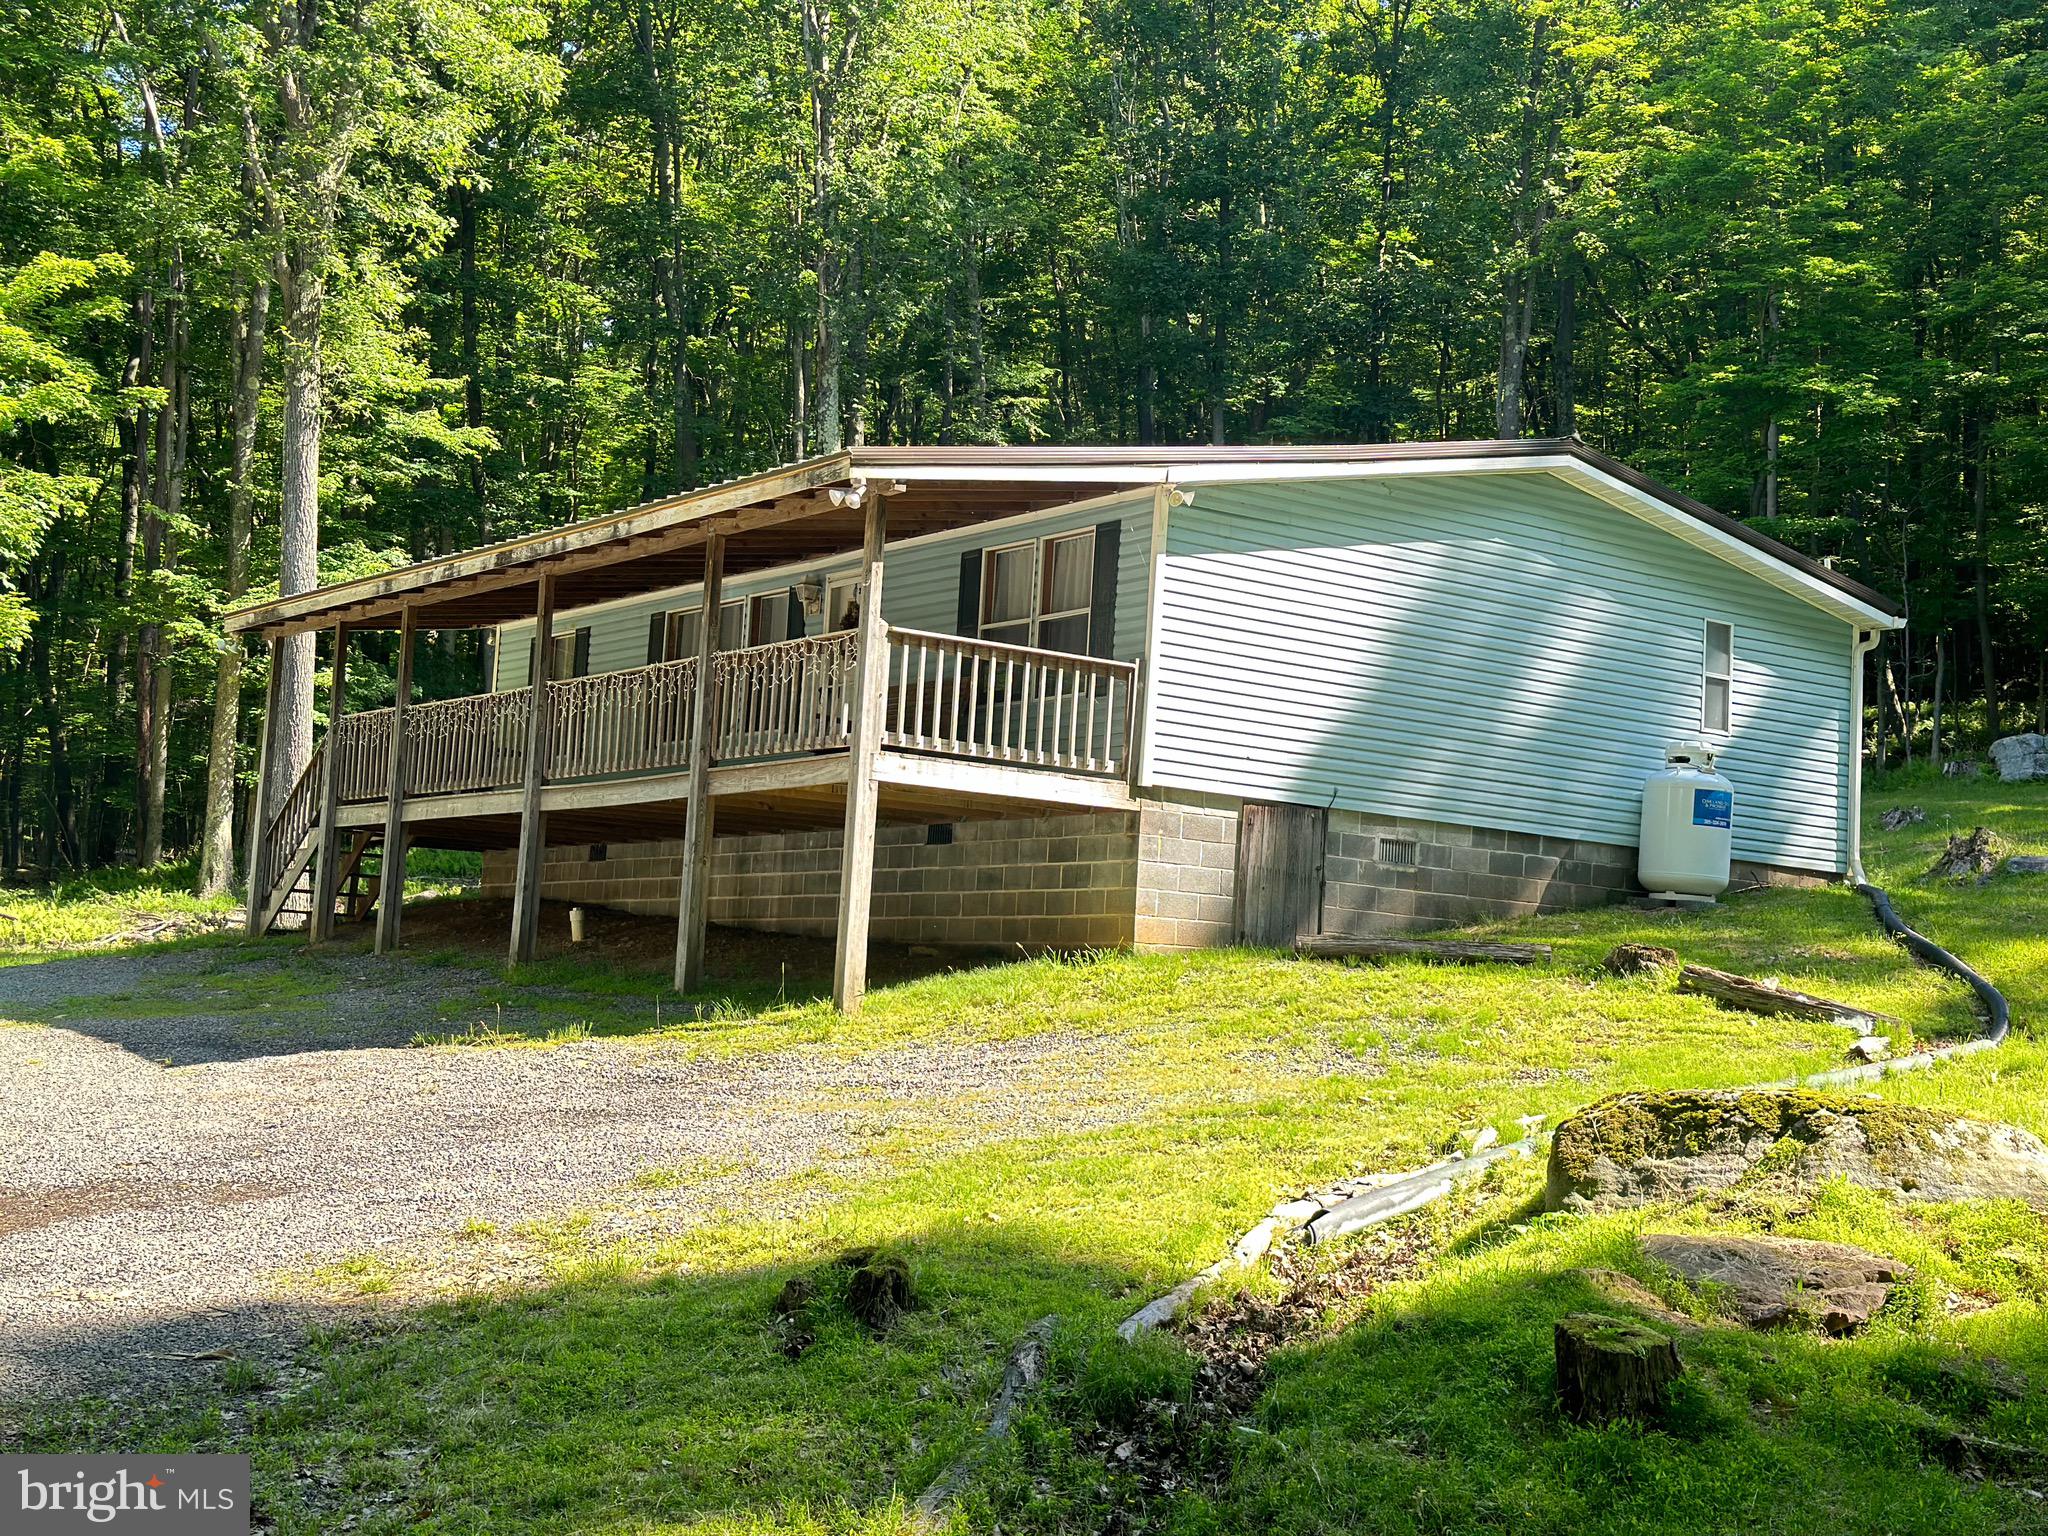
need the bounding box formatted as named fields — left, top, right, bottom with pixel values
left=223, top=439, right=1902, bottom=638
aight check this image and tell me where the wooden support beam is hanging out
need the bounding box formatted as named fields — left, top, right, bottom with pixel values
left=508, top=574, right=558, bottom=967
left=244, top=634, right=285, bottom=936
left=673, top=535, right=725, bottom=991
left=309, top=623, right=350, bottom=942
left=239, top=464, right=854, bottom=639
left=375, top=606, right=419, bottom=954
left=832, top=496, right=890, bottom=1013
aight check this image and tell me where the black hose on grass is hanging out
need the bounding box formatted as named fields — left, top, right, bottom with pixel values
left=1854, top=881, right=2010, bottom=1048
left=1300, top=880, right=2016, bottom=1248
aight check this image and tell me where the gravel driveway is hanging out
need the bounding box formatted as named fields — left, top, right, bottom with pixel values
left=0, top=946, right=1127, bottom=1401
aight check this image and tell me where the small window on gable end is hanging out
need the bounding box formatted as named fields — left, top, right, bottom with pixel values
left=1703, top=620, right=1734, bottom=734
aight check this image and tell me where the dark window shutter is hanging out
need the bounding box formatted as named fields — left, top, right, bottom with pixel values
left=957, top=550, right=982, bottom=636
left=572, top=626, right=592, bottom=677
left=481, top=632, right=497, bottom=690
left=787, top=588, right=806, bottom=639
left=526, top=637, right=537, bottom=685
left=648, top=611, right=667, bottom=664
left=1089, top=520, right=1121, bottom=658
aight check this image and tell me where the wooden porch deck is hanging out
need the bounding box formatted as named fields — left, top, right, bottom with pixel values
left=249, top=622, right=1140, bottom=1001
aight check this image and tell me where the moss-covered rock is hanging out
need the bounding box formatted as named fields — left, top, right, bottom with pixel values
left=1544, top=1089, right=2048, bottom=1213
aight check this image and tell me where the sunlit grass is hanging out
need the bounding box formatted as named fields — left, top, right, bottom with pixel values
left=6, top=781, right=2045, bottom=1533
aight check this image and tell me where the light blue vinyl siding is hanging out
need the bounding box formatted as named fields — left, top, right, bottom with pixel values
left=1147, top=473, right=1852, bottom=873
left=493, top=494, right=1154, bottom=691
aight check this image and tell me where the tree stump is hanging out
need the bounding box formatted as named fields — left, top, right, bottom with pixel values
left=1930, top=826, right=2001, bottom=881
left=843, top=1249, right=915, bottom=1334
left=1554, top=1312, right=1683, bottom=1423
left=1602, top=942, right=1679, bottom=977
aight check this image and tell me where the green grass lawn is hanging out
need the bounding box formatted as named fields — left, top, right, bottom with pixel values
left=0, top=860, right=241, bottom=955
left=6, top=776, right=2047, bottom=1534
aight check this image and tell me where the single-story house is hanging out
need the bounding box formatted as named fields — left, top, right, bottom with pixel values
left=226, top=441, right=1904, bottom=1011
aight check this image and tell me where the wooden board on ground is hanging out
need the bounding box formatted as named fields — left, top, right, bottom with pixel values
left=1299, top=935, right=1552, bottom=965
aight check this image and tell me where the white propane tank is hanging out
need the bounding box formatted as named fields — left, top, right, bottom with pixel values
left=1637, top=742, right=1733, bottom=899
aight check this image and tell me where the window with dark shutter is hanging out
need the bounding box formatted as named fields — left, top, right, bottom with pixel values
left=956, top=551, right=981, bottom=636
left=647, top=611, right=666, bottom=664
left=1089, top=519, right=1121, bottom=658
left=571, top=626, right=592, bottom=677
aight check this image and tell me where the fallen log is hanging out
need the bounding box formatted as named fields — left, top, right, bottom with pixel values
left=1676, top=963, right=1898, bottom=1027
left=910, top=1316, right=1055, bottom=1528
left=1299, top=936, right=1552, bottom=965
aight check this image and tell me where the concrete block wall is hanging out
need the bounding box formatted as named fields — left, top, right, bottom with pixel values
left=478, top=792, right=1832, bottom=957
left=480, top=809, right=1141, bottom=952
left=1318, top=810, right=1639, bottom=937
left=1133, top=795, right=1241, bottom=950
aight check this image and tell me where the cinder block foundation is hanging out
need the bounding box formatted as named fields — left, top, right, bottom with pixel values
left=480, top=792, right=1829, bottom=954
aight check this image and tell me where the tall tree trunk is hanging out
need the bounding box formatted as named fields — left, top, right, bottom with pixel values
left=198, top=272, right=270, bottom=895
left=1755, top=290, right=1781, bottom=518
left=30, top=553, right=80, bottom=869
left=1493, top=14, right=1551, bottom=439
left=103, top=289, right=153, bottom=861
left=802, top=0, right=849, bottom=455
left=139, top=245, right=186, bottom=866
left=269, top=249, right=323, bottom=819
left=456, top=178, right=487, bottom=526
left=1971, top=412, right=1999, bottom=742
left=1553, top=262, right=1576, bottom=436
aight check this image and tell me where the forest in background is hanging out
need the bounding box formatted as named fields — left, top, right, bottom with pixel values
left=0, top=0, right=2043, bottom=886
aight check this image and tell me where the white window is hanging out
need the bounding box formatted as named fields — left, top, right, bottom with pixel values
left=825, top=575, right=864, bottom=633
left=549, top=631, right=577, bottom=679
left=751, top=590, right=793, bottom=644
left=1703, top=620, right=1734, bottom=733
left=662, top=609, right=701, bottom=662
left=716, top=599, right=746, bottom=651
left=979, top=530, right=1094, bottom=654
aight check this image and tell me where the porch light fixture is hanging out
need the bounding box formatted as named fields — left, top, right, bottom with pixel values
left=797, top=575, right=826, bottom=616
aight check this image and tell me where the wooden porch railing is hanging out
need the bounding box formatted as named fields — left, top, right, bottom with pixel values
left=255, top=737, right=326, bottom=903
left=711, top=631, right=859, bottom=761
left=407, top=689, right=531, bottom=796
left=334, top=709, right=394, bottom=803
left=880, top=626, right=1136, bottom=776
left=319, top=627, right=1137, bottom=806
left=549, top=657, right=698, bottom=780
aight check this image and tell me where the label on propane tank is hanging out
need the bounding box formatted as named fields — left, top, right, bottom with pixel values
left=1692, top=788, right=1732, bottom=828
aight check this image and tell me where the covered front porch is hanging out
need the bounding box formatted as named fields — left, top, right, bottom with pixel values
left=229, top=454, right=1157, bottom=1011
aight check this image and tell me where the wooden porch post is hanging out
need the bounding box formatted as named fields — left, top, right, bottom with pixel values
left=832, top=493, right=889, bottom=1013
left=308, top=623, right=350, bottom=942
left=673, top=535, right=725, bottom=992
left=375, top=605, right=419, bottom=955
left=508, top=574, right=558, bottom=967
left=243, top=633, right=285, bottom=936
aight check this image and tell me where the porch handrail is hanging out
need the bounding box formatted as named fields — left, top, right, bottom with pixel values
left=879, top=626, right=1137, bottom=776
left=548, top=656, right=698, bottom=780
left=322, top=626, right=1140, bottom=802
left=334, top=709, right=394, bottom=804
left=710, top=630, right=859, bottom=761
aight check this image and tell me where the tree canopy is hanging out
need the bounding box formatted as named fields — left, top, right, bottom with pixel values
left=1, top=0, right=2043, bottom=876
